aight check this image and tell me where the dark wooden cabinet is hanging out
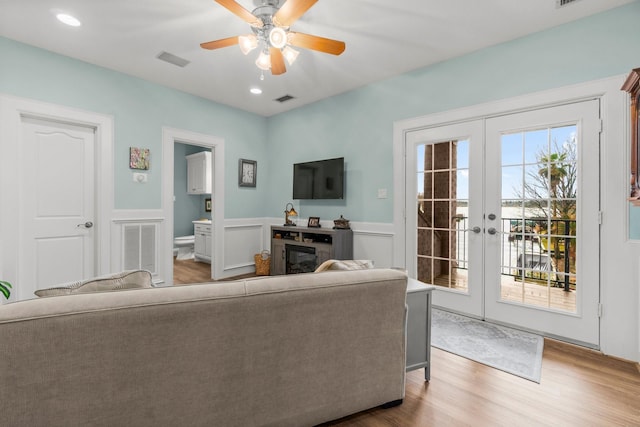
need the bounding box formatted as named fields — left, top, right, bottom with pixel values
left=622, top=68, right=640, bottom=204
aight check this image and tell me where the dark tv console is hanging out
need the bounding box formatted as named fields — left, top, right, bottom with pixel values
left=270, top=225, right=353, bottom=275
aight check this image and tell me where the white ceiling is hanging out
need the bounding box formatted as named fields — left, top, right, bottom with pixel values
left=0, top=0, right=633, bottom=116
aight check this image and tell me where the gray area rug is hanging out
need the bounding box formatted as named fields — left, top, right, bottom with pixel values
left=431, top=308, right=544, bottom=383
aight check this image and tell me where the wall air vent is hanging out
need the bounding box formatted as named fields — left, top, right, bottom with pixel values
left=556, top=0, right=582, bottom=8
left=156, top=51, right=190, bottom=68
left=274, top=94, right=296, bottom=103
left=123, top=223, right=157, bottom=274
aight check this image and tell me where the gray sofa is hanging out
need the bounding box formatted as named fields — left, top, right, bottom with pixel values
left=0, top=268, right=408, bottom=427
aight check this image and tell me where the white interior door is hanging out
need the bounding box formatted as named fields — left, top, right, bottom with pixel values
left=484, top=100, right=600, bottom=346
left=405, top=120, right=485, bottom=317
left=19, top=118, right=96, bottom=299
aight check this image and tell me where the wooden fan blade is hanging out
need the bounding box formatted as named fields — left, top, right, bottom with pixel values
left=288, top=32, right=345, bottom=55
left=200, top=36, right=239, bottom=50
left=272, top=0, right=317, bottom=27
left=215, top=0, right=263, bottom=27
left=270, top=47, right=286, bottom=75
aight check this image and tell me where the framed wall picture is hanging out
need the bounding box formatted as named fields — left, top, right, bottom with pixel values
left=308, top=216, right=321, bottom=228
left=238, top=159, right=257, bottom=187
left=129, top=147, right=150, bottom=170
left=205, top=198, right=212, bottom=212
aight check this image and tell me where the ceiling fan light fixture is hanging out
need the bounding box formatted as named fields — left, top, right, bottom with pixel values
left=282, top=46, right=299, bottom=65
left=255, top=51, right=271, bottom=71
left=238, top=34, right=258, bottom=55
left=268, top=27, right=287, bottom=49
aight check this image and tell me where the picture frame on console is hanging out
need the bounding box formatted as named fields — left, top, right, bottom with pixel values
left=308, top=216, right=321, bottom=228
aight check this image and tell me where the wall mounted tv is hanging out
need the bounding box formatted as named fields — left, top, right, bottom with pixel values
left=293, top=157, right=344, bottom=200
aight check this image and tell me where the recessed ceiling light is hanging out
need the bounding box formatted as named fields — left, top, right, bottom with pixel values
left=250, top=87, right=262, bottom=95
left=56, top=13, right=81, bottom=27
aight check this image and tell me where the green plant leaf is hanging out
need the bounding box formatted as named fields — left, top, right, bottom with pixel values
left=0, top=281, right=12, bottom=299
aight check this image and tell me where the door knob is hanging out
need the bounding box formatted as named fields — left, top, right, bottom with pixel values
left=77, top=221, right=94, bottom=228
left=471, top=226, right=481, bottom=234
left=487, top=227, right=497, bottom=235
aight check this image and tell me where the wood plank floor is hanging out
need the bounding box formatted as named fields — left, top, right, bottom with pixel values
left=173, top=257, right=212, bottom=284
left=172, top=257, right=256, bottom=284
left=322, top=339, right=640, bottom=426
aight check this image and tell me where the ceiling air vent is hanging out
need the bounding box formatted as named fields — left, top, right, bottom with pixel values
left=274, top=94, right=296, bottom=103
left=556, top=0, right=582, bottom=8
left=156, top=51, right=190, bottom=68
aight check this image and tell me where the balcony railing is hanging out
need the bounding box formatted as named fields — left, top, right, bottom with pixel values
left=453, top=216, right=576, bottom=292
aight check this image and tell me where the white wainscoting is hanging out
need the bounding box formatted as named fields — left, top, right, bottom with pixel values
left=221, top=218, right=266, bottom=278
left=351, top=222, right=396, bottom=268
left=111, top=210, right=165, bottom=285
left=108, top=214, right=396, bottom=284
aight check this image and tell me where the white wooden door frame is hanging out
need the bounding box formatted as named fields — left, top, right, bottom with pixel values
left=0, top=94, right=113, bottom=302
left=394, top=76, right=628, bottom=350
left=161, top=127, right=225, bottom=285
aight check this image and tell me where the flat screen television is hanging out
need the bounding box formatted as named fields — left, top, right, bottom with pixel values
left=293, top=157, right=344, bottom=200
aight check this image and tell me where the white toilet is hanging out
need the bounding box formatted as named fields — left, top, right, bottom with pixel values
left=174, top=235, right=195, bottom=260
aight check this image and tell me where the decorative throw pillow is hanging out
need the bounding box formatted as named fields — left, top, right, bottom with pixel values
left=34, top=270, right=154, bottom=297
left=314, top=259, right=375, bottom=273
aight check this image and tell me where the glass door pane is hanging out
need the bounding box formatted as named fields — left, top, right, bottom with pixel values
left=499, top=126, right=577, bottom=312
left=416, top=140, right=469, bottom=291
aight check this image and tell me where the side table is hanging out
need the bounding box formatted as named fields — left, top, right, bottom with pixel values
left=406, top=278, right=435, bottom=381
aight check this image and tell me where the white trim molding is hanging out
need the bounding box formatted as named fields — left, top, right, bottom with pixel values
left=162, top=127, right=225, bottom=285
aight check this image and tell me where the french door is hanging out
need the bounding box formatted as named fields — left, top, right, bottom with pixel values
left=406, top=100, right=601, bottom=346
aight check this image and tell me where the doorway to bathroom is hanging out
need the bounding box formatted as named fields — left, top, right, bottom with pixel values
left=173, top=142, right=212, bottom=283
left=162, top=127, right=225, bottom=286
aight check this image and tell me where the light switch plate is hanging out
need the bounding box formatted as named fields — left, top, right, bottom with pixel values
left=133, top=172, right=148, bottom=183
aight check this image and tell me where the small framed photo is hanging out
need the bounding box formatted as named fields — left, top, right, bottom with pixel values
left=308, top=216, right=321, bottom=228
left=205, top=198, right=212, bottom=212
left=239, top=159, right=257, bottom=187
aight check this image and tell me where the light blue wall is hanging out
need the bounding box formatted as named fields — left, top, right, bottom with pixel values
left=0, top=37, right=267, bottom=218
left=2, top=2, right=640, bottom=227
left=267, top=1, right=640, bottom=224
left=174, top=143, right=211, bottom=237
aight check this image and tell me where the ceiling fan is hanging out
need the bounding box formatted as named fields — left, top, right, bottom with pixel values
left=200, top=0, right=346, bottom=76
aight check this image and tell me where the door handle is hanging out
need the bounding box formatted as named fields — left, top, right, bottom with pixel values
left=487, top=227, right=497, bottom=235
left=471, top=226, right=482, bottom=234
left=77, top=221, right=94, bottom=229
